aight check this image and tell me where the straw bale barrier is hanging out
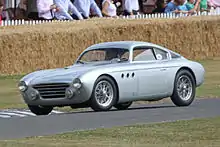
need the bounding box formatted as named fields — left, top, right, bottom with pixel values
left=0, top=16, right=219, bottom=75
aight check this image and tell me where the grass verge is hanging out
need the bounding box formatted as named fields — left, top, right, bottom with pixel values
left=0, top=59, right=219, bottom=110
left=0, top=116, right=220, bottom=147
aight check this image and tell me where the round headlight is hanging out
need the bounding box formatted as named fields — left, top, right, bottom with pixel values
left=18, top=81, right=28, bottom=92
left=73, top=83, right=81, bottom=89
left=72, top=78, right=82, bottom=89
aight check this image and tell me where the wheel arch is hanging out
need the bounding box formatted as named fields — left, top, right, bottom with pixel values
left=176, top=66, right=197, bottom=84
left=170, top=66, right=197, bottom=106
left=95, top=74, right=120, bottom=103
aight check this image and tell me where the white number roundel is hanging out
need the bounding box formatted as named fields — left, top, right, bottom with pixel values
left=156, top=54, right=163, bottom=60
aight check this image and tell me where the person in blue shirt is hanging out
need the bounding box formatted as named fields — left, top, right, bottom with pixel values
left=164, top=0, right=191, bottom=14
left=73, top=0, right=103, bottom=19
left=54, top=0, right=83, bottom=20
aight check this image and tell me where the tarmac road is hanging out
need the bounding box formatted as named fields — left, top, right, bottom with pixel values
left=0, top=98, right=219, bottom=140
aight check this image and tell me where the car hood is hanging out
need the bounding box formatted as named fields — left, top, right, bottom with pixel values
left=21, top=64, right=99, bottom=85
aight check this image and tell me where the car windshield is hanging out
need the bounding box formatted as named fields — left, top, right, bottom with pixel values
left=76, top=48, right=130, bottom=64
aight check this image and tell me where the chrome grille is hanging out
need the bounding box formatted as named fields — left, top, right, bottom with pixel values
left=32, top=83, right=70, bottom=99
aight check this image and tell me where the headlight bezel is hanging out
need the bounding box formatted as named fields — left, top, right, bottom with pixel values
left=72, top=78, right=82, bottom=89
left=18, top=81, right=28, bottom=92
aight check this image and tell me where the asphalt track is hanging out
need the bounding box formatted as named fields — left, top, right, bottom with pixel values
left=0, top=98, right=219, bottom=140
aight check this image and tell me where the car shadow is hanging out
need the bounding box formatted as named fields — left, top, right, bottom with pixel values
left=57, top=105, right=176, bottom=115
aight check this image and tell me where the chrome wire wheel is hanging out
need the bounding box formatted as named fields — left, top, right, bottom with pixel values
left=94, top=80, right=114, bottom=107
left=176, top=75, right=193, bottom=101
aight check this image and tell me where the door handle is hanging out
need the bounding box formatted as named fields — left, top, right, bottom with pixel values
left=160, top=68, right=167, bottom=71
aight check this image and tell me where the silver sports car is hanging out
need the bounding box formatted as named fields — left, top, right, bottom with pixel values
left=18, top=41, right=205, bottom=115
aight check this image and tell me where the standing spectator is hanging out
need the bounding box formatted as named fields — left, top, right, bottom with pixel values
left=152, top=0, right=167, bottom=13
left=185, top=0, right=196, bottom=11
left=142, top=0, right=157, bottom=14
left=16, top=0, right=28, bottom=20
left=102, top=0, right=117, bottom=17
left=27, top=0, right=39, bottom=20
left=188, top=0, right=207, bottom=12
left=0, top=1, right=3, bottom=25
left=164, top=0, right=180, bottom=13
left=37, top=0, right=58, bottom=20
left=200, top=0, right=208, bottom=11
left=122, top=0, right=140, bottom=15
left=164, top=0, right=191, bottom=14
left=177, top=0, right=191, bottom=11
left=54, top=0, right=83, bottom=20
left=73, top=0, right=103, bottom=19
left=208, top=0, right=220, bottom=8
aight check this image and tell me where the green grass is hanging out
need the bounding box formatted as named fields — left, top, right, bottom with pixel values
left=0, top=78, right=25, bottom=109
left=0, top=116, right=220, bottom=147
left=196, top=59, right=220, bottom=98
left=0, top=59, right=220, bottom=110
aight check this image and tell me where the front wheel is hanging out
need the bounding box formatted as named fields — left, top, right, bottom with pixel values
left=171, top=69, right=196, bottom=106
left=28, top=105, right=53, bottom=115
left=90, top=76, right=118, bottom=111
left=114, top=102, right=132, bottom=110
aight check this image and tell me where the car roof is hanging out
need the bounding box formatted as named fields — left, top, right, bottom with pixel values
left=85, top=41, right=159, bottom=51
left=83, top=41, right=181, bottom=57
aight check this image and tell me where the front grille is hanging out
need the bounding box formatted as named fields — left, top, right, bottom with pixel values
left=32, top=83, right=70, bottom=99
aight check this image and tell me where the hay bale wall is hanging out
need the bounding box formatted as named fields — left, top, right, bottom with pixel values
left=0, top=16, right=219, bottom=75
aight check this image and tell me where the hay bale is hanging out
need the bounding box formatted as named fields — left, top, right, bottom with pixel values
left=0, top=16, right=219, bottom=74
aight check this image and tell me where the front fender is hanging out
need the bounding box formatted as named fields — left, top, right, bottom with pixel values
left=78, top=70, right=105, bottom=100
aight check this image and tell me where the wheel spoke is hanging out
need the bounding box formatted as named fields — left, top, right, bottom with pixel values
left=177, top=75, right=193, bottom=101
left=94, top=80, right=114, bottom=107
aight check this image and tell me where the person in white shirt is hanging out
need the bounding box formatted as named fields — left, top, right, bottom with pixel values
left=122, top=0, right=140, bottom=15
left=37, top=0, right=58, bottom=20
left=54, top=0, right=83, bottom=20
left=102, top=0, right=117, bottom=17
left=73, top=0, right=103, bottom=19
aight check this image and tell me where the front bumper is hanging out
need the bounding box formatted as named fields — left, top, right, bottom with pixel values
left=20, top=85, right=89, bottom=106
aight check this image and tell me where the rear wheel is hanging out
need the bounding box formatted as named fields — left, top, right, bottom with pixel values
left=171, top=69, right=196, bottom=106
left=28, top=105, right=53, bottom=115
left=114, top=102, right=132, bottom=110
left=90, top=76, right=118, bottom=111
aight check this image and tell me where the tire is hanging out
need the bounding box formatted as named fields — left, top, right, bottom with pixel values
left=171, top=69, right=196, bottom=107
left=28, top=105, right=53, bottom=115
left=90, top=75, right=118, bottom=111
left=114, top=102, right=132, bottom=110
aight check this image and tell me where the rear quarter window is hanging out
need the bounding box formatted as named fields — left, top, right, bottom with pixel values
left=170, top=52, right=181, bottom=59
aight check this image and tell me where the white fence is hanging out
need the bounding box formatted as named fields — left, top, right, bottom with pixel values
left=1, top=9, right=220, bottom=27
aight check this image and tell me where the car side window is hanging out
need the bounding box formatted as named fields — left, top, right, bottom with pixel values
left=133, top=47, right=156, bottom=61
left=153, top=48, right=169, bottom=60
left=170, top=52, right=181, bottom=58
left=120, top=51, right=130, bottom=60
left=80, top=50, right=106, bottom=62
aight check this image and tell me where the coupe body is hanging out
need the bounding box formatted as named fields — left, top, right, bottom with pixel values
left=18, top=41, right=205, bottom=115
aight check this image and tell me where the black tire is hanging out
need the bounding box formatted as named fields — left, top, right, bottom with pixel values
left=90, top=75, right=118, bottom=111
left=171, top=69, right=196, bottom=106
left=28, top=105, right=53, bottom=115
left=114, top=102, right=132, bottom=110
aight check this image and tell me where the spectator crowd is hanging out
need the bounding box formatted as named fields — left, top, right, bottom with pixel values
left=0, top=0, right=220, bottom=22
